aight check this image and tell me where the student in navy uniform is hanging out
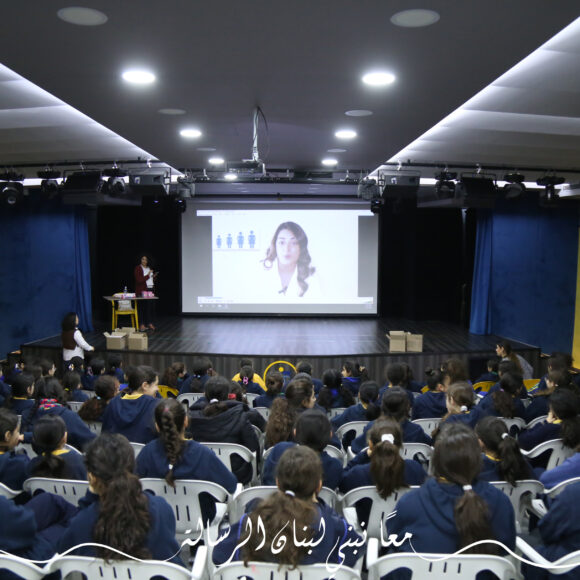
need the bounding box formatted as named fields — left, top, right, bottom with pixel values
left=236, top=364, right=263, bottom=395
left=0, top=409, right=30, bottom=491
left=228, top=383, right=266, bottom=432
left=188, top=376, right=259, bottom=485
left=262, top=409, right=343, bottom=489
left=351, top=387, right=432, bottom=454
left=213, top=445, right=363, bottom=569
left=378, top=363, right=415, bottom=409
left=331, top=380, right=381, bottom=431
left=6, top=372, right=35, bottom=417
left=432, top=382, right=482, bottom=441
left=412, top=368, right=448, bottom=420
left=27, top=415, right=87, bottom=480
left=401, top=363, right=424, bottom=393
left=180, top=357, right=214, bottom=394
left=525, top=370, right=571, bottom=424
left=296, top=360, right=324, bottom=395
left=102, top=365, right=160, bottom=444
left=160, top=362, right=188, bottom=391
left=22, top=377, right=96, bottom=451
left=477, top=372, right=526, bottom=421
left=388, top=423, right=516, bottom=557
left=475, top=416, right=532, bottom=484
left=81, top=357, right=105, bottom=391
left=317, top=368, right=355, bottom=411
left=473, top=357, right=500, bottom=386
left=341, top=360, right=368, bottom=397
left=106, top=353, right=125, bottom=384
left=78, top=374, right=119, bottom=424
left=136, top=398, right=237, bottom=522
left=63, top=370, right=89, bottom=403
left=58, top=433, right=182, bottom=564
left=252, top=371, right=283, bottom=409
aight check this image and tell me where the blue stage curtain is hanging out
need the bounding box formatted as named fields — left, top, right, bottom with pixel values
left=73, top=207, right=93, bottom=332
left=469, top=209, right=493, bottom=335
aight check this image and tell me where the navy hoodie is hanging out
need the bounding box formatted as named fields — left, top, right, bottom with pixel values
left=102, top=392, right=159, bottom=444
left=412, top=390, right=447, bottom=420
left=351, top=419, right=432, bottom=454
left=0, top=450, right=30, bottom=490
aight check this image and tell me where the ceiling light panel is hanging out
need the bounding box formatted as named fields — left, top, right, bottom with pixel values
left=335, top=129, right=357, bottom=139
left=345, top=110, right=373, bottom=117
left=122, top=70, right=156, bottom=85
left=362, top=72, right=395, bottom=86
left=390, top=9, right=440, bottom=28
left=180, top=128, right=202, bottom=138
left=57, top=7, right=108, bottom=26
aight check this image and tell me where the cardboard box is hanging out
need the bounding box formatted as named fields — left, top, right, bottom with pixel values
left=406, top=333, right=424, bottom=353
left=128, top=332, right=148, bottom=351
left=103, top=332, right=127, bottom=350
left=118, top=327, right=137, bottom=335
left=388, top=331, right=407, bottom=352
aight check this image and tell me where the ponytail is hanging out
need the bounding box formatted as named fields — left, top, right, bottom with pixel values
left=203, top=377, right=230, bottom=417
left=265, top=398, right=294, bottom=447
left=359, top=381, right=380, bottom=421
left=550, top=389, right=580, bottom=449
left=78, top=375, right=117, bottom=422
left=30, top=415, right=67, bottom=478
left=155, top=399, right=185, bottom=487
left=491, top=372, right=522, bottom=418
left=454, top=489, right=497, bottom=554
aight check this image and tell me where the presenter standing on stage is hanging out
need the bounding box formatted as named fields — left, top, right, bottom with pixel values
left=134, top=255, right=157, bottom=331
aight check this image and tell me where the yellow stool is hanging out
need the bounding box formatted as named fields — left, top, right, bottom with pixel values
left=158, top=385, right=179, bottom=398
left=111, top=299, right=139, bottom=330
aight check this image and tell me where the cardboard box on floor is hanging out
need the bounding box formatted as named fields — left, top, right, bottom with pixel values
left=118, top=327, right=137, bottom=335
left=406, top=333, right=424, bottom=352
left=128, top=332, right=148, bottom=351
left=388, top=331, right=407, bottom=352
left=103, top=332, right=127, bottom=350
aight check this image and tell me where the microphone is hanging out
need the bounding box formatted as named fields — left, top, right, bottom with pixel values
left=279, top=286, right=287, bottom=295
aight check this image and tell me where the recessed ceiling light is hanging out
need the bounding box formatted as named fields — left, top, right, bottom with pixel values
left=158, top=108, right=186, bottom=115
left=224, top=173, right=238, bottom=181
left=362, top=71, right=396, bottom=86
left=345, top=109, right=373, bottom=117
left=208, top=157, right=224, bottom=165
left=122, top=69, right=156, bottom=85
left=180, top=128, right=202, bottom=138
left=197, top=147, right=216, bottom=152
left=335, top=129, right=357, bottom=140
left=57, top=7, right=108, bottom=26
left=322, top=158, right=338, bottom=167
left=390, top=9, right=440, bottom=28
left=328, top=148, right=347, bottom=153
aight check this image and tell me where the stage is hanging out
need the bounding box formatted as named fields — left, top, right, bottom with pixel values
left=20, top=316, right=542, bottom=382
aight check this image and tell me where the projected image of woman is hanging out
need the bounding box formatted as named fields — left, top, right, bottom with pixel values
left=262, top=222, right=316, bottom=297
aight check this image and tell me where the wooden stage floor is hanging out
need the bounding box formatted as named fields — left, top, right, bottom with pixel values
left=21, top=316, right=542, bottom=382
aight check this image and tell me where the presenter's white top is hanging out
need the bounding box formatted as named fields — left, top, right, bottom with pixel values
left=63, top=329, right=94, bottom=361
left=258, top=263, right=321, bottom=300
left=142, top=265, right=154, bottom=288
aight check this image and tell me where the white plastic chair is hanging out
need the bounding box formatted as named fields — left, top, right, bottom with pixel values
left=529, top=476, right=580, bottom=519
left=401, top=442, right=433, bottom=472
left=244, top=392, right=260, bottom=405
left=140, top=478, right=229, bottom=540
left=517, top=536, right=580, bottom=577
left=0, top=482, right=21, bottom=498
left=412, top=417, right=441, bottom=437
left=527, top=415, right=547, bottom=429
left=80, top=390, right=97, bottom=399
left=0, top=553, right=46, bottom=580
left=336, top=421, right=369, bottom=444
left=67, top=401, right=84, bottom=413
left=254, top=406, right=270, bottom=420
left=200, top=442, right=259, bottom=485
left=499, top=417, right=526, bottom=434
left=521, top=438, right=575, bottom=471
left=130, top=441, right=145, bottom=457
left=85, top=420, right=103, bottom=434
left=177, top=392, right=205, bottom=409
left=47, top=554, right=200, bottom=580
left=341, top=485, right=416, bottom=539
left=23, top=477, right=89, bottom=506
left=366, top=537, right=521, bottom=580
left=489, top=480, right=544, bottom=533
left=329, top=407, right=348, bottom=419
left=324, top=444, right=346, bottom=465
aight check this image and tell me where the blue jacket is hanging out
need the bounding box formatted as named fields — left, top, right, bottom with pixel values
left=261, top=442, right=343, bottom=490
left=342, top=376, right=361, bottom=396
left=8, top=398, right=34, bottom=416
left=478, top=453, right=533, bottom=483
left=389, top=477, right=516, bottom=554
left=477, top=392, right=526, bottom=420
left=351, top=419, right=432, bottom=454
left=102, top=393, right=159, bottom=444
left=330, top=403, right=369, bottom=430
left=438, top=407, right=483, bottom=432
left=412, top=391, right=447, bottom=420
left=212, top=498, right=363, bottom=569
left=27, top=448, right=88, bottom=480
left=252, top=393, right=278, bottom=409
left=540, top=453, right=580, bottom=490
left=473, top=372, right=499, bottom=385
left=518, top=422, right=561, bottom=452
left=0, top=450, right=30, bottom=490
left=58, top=490, right=182, bottom=564
left=525, top=395, right=550, bottom=423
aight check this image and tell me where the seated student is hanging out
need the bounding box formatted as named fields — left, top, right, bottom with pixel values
left=432, top=382, right=482, bottom=441
left=187, top=376, right=259, bottom=485
left=106, top=353, right=125, bottom=384
left=160, top=362, right=187, bottom=391
left=540, top=447, right=580, bottom=490
left=339, top=418, right=427, bottom=527
left=525, top=369, right=571, bottom=424
left=102, top=365, right=160, bottom=444
left=441, top=357, right=471, bottom=387
left=37, top=358, right=57, bottom=381
left=351, top=387, right=432, bottom=454
left=331, top=380, right=381, bottom=431
left=81, top=357, right=105, bottom=391
left=229, top=383, right=266, bottom=431
left=252, top=371, right=284, bottom=409
left=27, top=415, right=87, bottom=480
left=136, top=399, right=237, bottom=522
left=341, top=360, right=368, bottom=397
left=22, top=378, right=96, bottom=451
left=231, top=357, right=266, bottom=392
left=477, top=372, right=526, bottom=421
left=317, top=368, right=356, bottom=411
left=296, top=360, right=324, bottom=395
left=179, top=356, right=214, bottom=394
left=412, top=368, right=448, bottom=420
left=58, top=433, right=182, bottom=564
left=523, top=481, right=580, bottom=580
left=388, top=423, right=516, bottom=557
left=235, top=364, right=264, bottom=395
left=401, top=363, right=424, bottom=393
left=213, top=446, right=363, bottom=569
left=378, top=363, right=415, bottom=409
left=473, top=357, right=500, bottom=386
left=496, top=339, right=534, bottom=380
left=6, top=372, right=35, bottom=416
left=0, top=409, right=30, bottom=490
left=475, top=416, right=532, bottom=485
left=62, top=370, right=89, bottom=403
left=262, top=410, right=343, bottom=490
left=78, top=375, right=119, bottom=424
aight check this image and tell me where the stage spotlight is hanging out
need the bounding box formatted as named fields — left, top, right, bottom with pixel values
left=173, top=197, right=187, bottom=213
left=106, top=177, right=127, bottom=196
left=0, top=182, right=24, bottom=207
left=537, top=175, right=565, bottom=202
left=503, top=173, right=526, bottom=199
left=370, top=199, right=383, bottom=214
left=434, top=171, right=457, bottom=198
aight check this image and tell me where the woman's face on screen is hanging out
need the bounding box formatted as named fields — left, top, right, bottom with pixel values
left=275, top=229, right=300, bottom=266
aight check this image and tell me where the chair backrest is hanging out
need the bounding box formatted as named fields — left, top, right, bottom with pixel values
left=177, top=392, right=204, bottom=409
left=140, top=478, right=229, bottom=536
left=15, top=443, right=36, bottom=457
left=336, top=421, right=368, bottom=443
left=341, top=485, right=415, bottom=539
left=489, top=480, right=545, bottom=532
left=328, top=407, right=347, bottom=419
left=473, top=381, right=495, bottom=393
left=213, top=560, right=361, bottom=579
left=251, top=424, right=265, bottom=456
left=199, top=442, right=258, bottom=485
left=0, top=481, right=20, bottom=498
left=80, top=390, right=97, bottom=399
left=245, top=392, right=260, bottom=405
left=85, top=420, right=103, bottom=434
left=545, top=476, right=580, bottom=498
left=0, top=553, right=46, bottom=580
left=65, top=443, right=82, bottom=455
left=254, top=406, right=270, bottom=420
left=323, top=444, right=345, bottom=464
left=130, top=441, right=145, bottom=457
left=499, top=416, right=526, bottom=435
left=48, top=555, right=192, bottom=580
left=522, top=438, right=575, bottom=471
left=527, top=415, right=547, bottom=429
left=411, top=418, right=441, bottom=437
left=67, top=401, right=84, bottom=413
left=401, top=443, right=433, bottom=471
left=23, top=477, right=89, bottom=506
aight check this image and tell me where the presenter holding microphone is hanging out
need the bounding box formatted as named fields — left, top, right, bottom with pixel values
left=134, top=255, right=157, bottom=331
